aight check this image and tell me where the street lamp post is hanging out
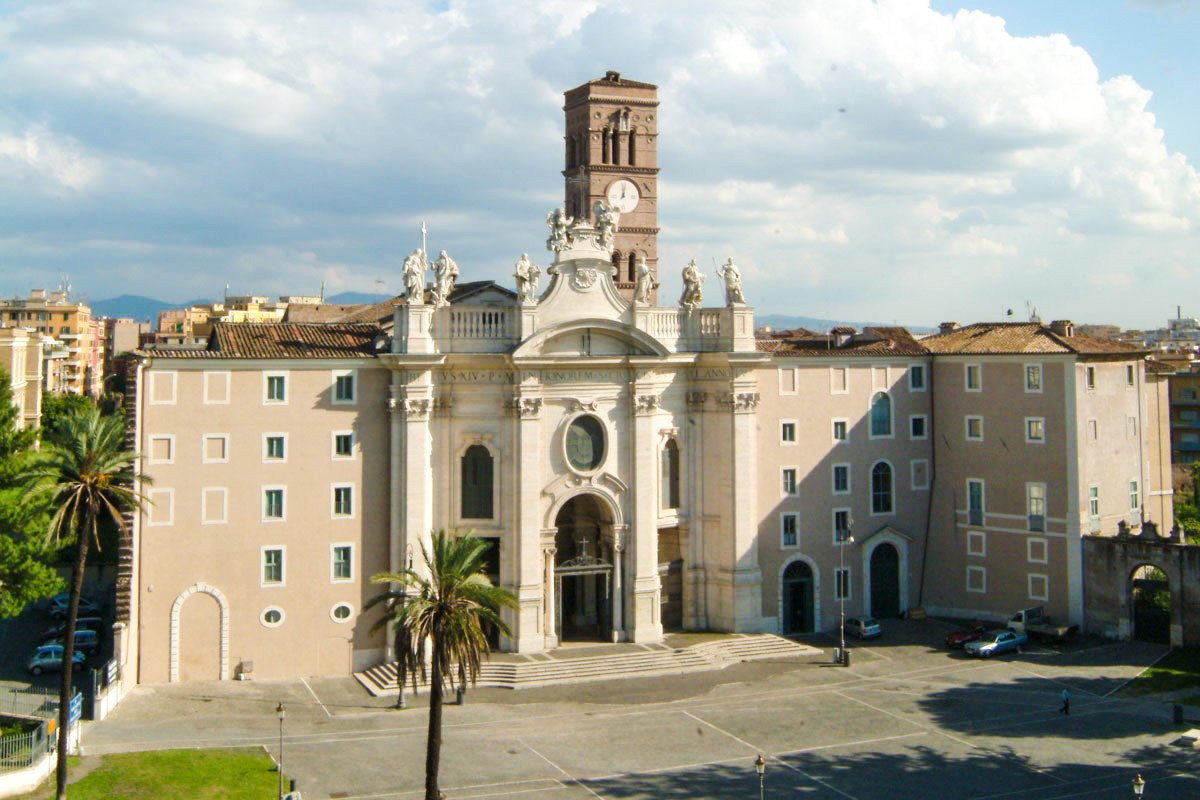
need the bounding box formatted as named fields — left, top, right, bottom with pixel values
left=276, top=702, right=286, bottom=800
left=754, top=754, right=765, bottom=800
left=1132, top=773, right=1145, bottom=797
left=838, top=518, right=854, bottom=666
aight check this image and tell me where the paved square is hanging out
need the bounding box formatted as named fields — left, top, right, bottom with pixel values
left=82, top=622, right=1200, bottom=799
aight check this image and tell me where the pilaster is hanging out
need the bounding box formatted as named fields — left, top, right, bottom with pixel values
left=630, top=386, right=663, bottom=643
left=725, top=386, right=764, bottom=630
left=394, top=303, right=435, bottom=355
left=513, top=389, right=547, bottom=652
left=685, top=389, right=708, bottom=629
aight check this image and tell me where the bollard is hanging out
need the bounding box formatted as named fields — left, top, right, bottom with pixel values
left=1174, top=704, right=1184, bottom=724
left=456, top=686, right=465, bottom=705
left=842, top=649, right=851, bottom=667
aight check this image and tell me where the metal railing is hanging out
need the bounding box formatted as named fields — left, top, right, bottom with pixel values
left=0, top=685, right=60, bottom=719
left=0, top=724, right=51, bottom=774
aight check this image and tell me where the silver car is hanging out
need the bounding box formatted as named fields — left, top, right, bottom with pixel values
left=844, top=617, right=882, bottom=639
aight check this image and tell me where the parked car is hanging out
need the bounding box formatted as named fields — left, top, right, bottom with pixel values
left=964, top=630, right=1028, bottom=658
left=40, top=616, right=104, bottom=642
left=844, top=617, right=882, bottom=639
left=27, top=644, right=86, bottom=675
left=45, top=629, right=100, bottom=655
left=47, top=593, right=101, bottom=619
left=946, top=626, right=992, bottom=649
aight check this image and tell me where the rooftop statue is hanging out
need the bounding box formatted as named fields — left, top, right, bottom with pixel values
left=716, top=257, right=746, bottom=305
left=634, top=256, right=654, bottom=306
left=514, top=253, right=541, bottom=303
left=546, top=208, right=574, bottom=253
left=402, top=249, right=425, bottom=304
left=592, top=200, right=620, bottom=251
left=680, top=259, right=704, bottom=312
left=430, top=250, right=459, bottom=307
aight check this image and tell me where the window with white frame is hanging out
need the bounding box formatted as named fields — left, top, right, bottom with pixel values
left=779, top=367, right=798, bottom=395
left=330, top=603, right=353, bottom=623
left=780, top=421, right=796, bottom=444
left=1028, top=573, right=1049, bottom=601
left=149, top=371, right=177, bottom=405
left=148, top=435, right=175, bottom=465
left=201, top=487, right=228, bottom=525
left=261, top=607, right=284, bottom=627
left=262, top=547, right=285, bottom=586
left=870, top=392, right=892, bottom=438
left=1126, top=364, right=1136, bottom=387
left=203, top=371, right=231, bottom=404
left=968, top=480, right=985, bottom=525
left=331, top=544, right=353, bottom=582
left=830, top=366, right=848, bottom=394
left=1129, top=480, right=1140, bottom=512
left=833, top=508, right=851, bottom=541
left=332, top=431, right=354, bottom=459
left=908, top=364, right=926, bottom=391
left=965, top=416, right=983, bottom=441
left=781, top=468, right=798, bottom=496
left=332, top=484, right=354, bottom=518
left=911, top=459, right=929, bottom=491
left=781, top=513, right=798, bottom=548
left=871, top=461, right=893, bottom=514
left=967, top=530, right=986, bottom=557
left=1027, top=483, right=1046, bottom=532
left=1089, top=486, right=1100, bottom=532
left=264, top=372, right=287, bottom=404
left=872, top=366, right=889, bottom=390
left=910, top=415, right=927, bottom=440
left=1025, top=364, right=1042, bottom=392
left=832, top=464, right=850, bottom=495
left=832, top=419, right=848, bottom=443
left=966, top=566, right=986, bottom=594
left=202, top=434, right=229, bottom=464
left=263, top=487, right=285, bottom=521
left=835, top=568, right=851, bottom=601
left=263, top=434, right=286, bottom=462
left=965, top=364, right=982, bottom=391
left=332, top=370, right=356, bottom=404
left=1027, top=538, right=1048, bottom=564
left=1025, top=417, right=1045, bottom=443
left=1085, top=365, right=1096, bottom=390
left=147, top=488, right=174, bottom=526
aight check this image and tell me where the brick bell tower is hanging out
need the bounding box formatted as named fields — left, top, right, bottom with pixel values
left=563, top=71, right=660, bottom=304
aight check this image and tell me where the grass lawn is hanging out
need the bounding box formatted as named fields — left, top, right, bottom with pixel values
left=15, top=748, right=286, bottom=800
left=1120, top=646, right=1200, bottom=697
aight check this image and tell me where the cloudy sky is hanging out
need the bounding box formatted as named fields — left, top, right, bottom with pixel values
left=1, top=0, right=1198, bottom=329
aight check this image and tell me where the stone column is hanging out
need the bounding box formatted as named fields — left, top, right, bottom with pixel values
left=512, top=391, right=547, bottom=652
left=685, top=390, right=708, bottom=629
left=542, top=541, right=558, bottom=648
left=398, top=382, right=435, bottom=577
left=611, top=526, right=627, bottom=642
left=727, top=388, right=764, bottom=630
left=630, top=391, right=664, bottom=643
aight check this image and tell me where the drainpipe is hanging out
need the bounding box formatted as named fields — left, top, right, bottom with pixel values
left=917, top=358, right=935, bottom=608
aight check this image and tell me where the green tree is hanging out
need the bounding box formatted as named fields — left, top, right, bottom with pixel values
left=40, top=391, right=94, bottom=437
left=368, top=531, right=517, bottom=800
left=26, top=406, right=146, bottom=800
left=0, top=367, right=62, bottom=617
left=1192, top=462, right=1200, bottom=508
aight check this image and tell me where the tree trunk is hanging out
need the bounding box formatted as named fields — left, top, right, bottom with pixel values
left=425, top=636, right=446, bottom=800
left=56, top=525, right=92, bottom=800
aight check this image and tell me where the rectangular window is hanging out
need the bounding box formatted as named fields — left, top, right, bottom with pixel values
left=1027, top=538, right=1048, bottom=564
left=1088, top=419, right=1099, bottom=441
left=1027, top=483, right=1046, bottom=532
left=967, top=530, right=986, bottom=557
left=148, top=435, right=175, bottom=465
left=832, top=509, right=851, bottom=543
left=965, top=416, right=983, bottom=441
left=1025, top=364, right=1042, bottom=393
left=909, top=415, right=927, bottom=440
left=331, top=544, right=353, bottom=582
left=1126, top=364, right=1136, bottom=387
left=201, top=487, right=228, bottom=525
left=1028, top=573, right=1049, bottom=602
left=333, top=484, right=354, bottom=517
left=202, top=434, right=229, bottom=464
left=966, top=566, right=987, bottom=594
left=830, top=366, right=849, bottom=394
left=1025, top=417, right=1045, bottom=444
left=263, top=487, right=285, bottom=521
left=781, top=468, right=798, bottom=496
left=908, top=364, right=926, bottom=391
left=781, top=513, right=798, bottom=548
left=832, top=419, right=848, bottom=443
left=1129, top=480, right=1140, bottom=511
left=872, top=366, right=889, bottom=390
left=1085, top=365, right=1096, bottom=390
left=147, top=488, right=174, bottom=527
left=332, top=431, right=354, bottom=459
left=149, top=371, right=177, bottom=405
left=264, top=372, right=287, bottom=404
left=911, top=459, right=930, bottom=491
left=779, top=367, right=797, bottom=395
left=333, top=370, right=356, bottom=404
left=826, top=463, right=848, bottom=494
left=968, top=479, right=985, bottom=526
left=1089, top=486, right=1100, bottom=532
left=965, top=364, right=982, bottom=391
left=262, top=548, right=284, bottom=586
left=263, top=434, right=286, bottom=462
left=203, top=371, right=231, bottom=404
left=780, top=421, right=796, bottom=443
left=1182, top=388, right=1198, bottom=400
left=835, top=568, right=851, bottom=601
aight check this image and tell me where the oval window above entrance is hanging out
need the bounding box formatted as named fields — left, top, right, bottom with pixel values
left=565, top=415, right=606, bottom=472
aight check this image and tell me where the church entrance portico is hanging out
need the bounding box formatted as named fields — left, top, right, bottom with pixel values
left=553, top=494, right=618, bottom=643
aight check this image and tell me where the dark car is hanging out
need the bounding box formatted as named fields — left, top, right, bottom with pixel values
left=40, top=616, right=104, bottom=643
left=946, top=625, right=991, bottom=649
left=45, top=629, right=100, bottom=655
left=47, top=593, right=101, bottom=619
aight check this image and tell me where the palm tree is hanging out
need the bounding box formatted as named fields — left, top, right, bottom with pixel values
left=368, top=531, right=516, bottom=800
left=26, top=406, right=145, bottom=800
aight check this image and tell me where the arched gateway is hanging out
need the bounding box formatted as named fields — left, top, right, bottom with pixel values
left=553, top=494, right=617, bottom=642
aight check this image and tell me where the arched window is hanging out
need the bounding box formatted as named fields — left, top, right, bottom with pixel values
left=628, top=253, right=638, bottom=283
left=661, top=439, right=680, bottom=509
left=611, top=129, right=621, bottom=165
left=870, top=392, right=892, bottom=437
left=461, top=445, right=494, bottom=519
left=628, top=129, right=636, bottom=165
left=871, top=461, right=893, bottom=515
left=611, top=251, right=623, bottom=276
left=601, top=129, right=610, bottom=164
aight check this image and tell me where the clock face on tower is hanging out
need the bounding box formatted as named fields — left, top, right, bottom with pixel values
left=606, top=179, right=640, bottom=213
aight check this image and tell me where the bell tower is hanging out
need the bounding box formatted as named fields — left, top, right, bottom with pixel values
left=563, top=71, right=660, bottom=304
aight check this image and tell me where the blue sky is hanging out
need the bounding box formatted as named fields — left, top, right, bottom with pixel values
left=1, top=1, right=1198, bottom=329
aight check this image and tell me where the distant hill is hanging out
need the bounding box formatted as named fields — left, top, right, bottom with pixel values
left=757, top=314, right=935, bottom=335
left=90, top=294, right=174, bottom=322
left=325, top=291, right=391, bottom=304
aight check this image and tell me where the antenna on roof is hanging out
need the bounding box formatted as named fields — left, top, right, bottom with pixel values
left=1025, top=301, right=1041, bottom=323
left=320, top=281, right=325, bottom=303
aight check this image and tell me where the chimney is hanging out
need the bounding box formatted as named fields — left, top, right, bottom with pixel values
left=1049, top=319, right=1075, bottom=337
left=938, top=322, right=958, bottom=334
left=830, top=325, right=855, bottom=346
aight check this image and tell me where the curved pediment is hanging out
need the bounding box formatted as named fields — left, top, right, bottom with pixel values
left=513, top=318, right=669, bottom=358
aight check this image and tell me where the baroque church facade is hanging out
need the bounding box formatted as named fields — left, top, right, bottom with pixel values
left=123, top=73, right=1170, bottom=682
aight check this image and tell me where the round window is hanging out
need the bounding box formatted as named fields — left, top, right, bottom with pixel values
left=261, top=607, right=284, bottom=628
left=330, top=603, right=353, bottom=623
left=565, top=415, right=605, bottom=472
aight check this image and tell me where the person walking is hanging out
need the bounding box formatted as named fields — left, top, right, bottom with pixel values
left=1060, top=688, right=1070, bottom=715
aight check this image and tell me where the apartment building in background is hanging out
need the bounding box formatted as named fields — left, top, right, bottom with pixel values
left=0, top=288, right=101, bottom=396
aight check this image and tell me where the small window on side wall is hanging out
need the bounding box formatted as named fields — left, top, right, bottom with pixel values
left=661, top=439, right=681, bottom=510
left=461, top=445, right=494, bottom=519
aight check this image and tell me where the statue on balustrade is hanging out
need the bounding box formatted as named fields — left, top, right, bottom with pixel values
left=430, top=250, right=459, bottom=307
left=634, top=256, right=654, bottom=306
left=680, top=259, right=705, bottom=312
left=402, top=249, right=426, bottom=304
left=593, top=200, right=619, bottom=251
left=546, top=208, right=574, bottom=253
left=514, top=253, right=541, bottom=303
left=716, top=257, right=746, bottom=305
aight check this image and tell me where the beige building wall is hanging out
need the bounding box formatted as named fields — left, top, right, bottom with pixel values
left=134, top=361, right=390, bottom=682
left=0, top=328, right=35, bottom=427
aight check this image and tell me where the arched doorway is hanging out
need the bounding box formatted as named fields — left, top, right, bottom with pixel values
left=1131, top=564, right=1170, bottom=644
left=870, top=543, right=901, bottom=619
left=782, top=560, right=815, bottom=634
left=554, top=495, right=615, bottom=642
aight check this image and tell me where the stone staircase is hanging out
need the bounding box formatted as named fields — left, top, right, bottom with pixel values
left=354, top=634, right=819, bottom=696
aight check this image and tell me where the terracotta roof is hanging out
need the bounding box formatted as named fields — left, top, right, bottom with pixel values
left=1146, top=359, right=1178, bottom=375
left=335, top=296, right=402, bottom=325
left=283, top=303, right=368, bottom=323
left=142, top=323, right=384, bottom=359
left=759, top=326, right=927, bottom=357
left=922, top=322, right=1147, bottom=356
